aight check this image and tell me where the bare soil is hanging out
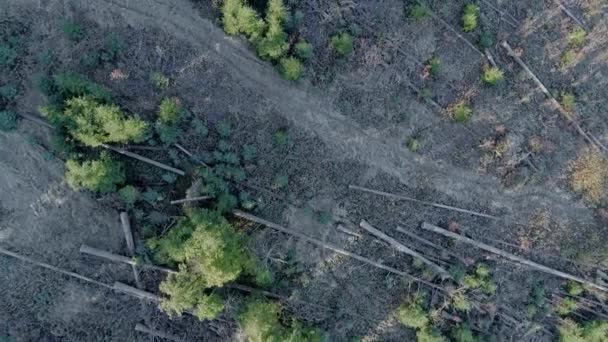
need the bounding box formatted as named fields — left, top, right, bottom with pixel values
left=1, top=0, right=607, bottom=341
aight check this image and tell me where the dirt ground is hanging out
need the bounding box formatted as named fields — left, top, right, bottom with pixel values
left=1, top=0, right=607, bottom=341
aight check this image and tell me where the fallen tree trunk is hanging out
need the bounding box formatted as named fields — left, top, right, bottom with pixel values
left=170, top=196, right=211, bottom=205
left=232, top=210, right=446, bottom=292
left=349, top=185, right=501, bottom=220
left=359, top=220, right=451, bottom=279
left=80, top=244, right=176, bottom=274
left=396, top=226, right=469, bottom=266
left=135, top=324, right=185, bottom=342
left=102, top=144, right=186, bottom=175
left=421, top=222, right=608, bottom=292
left=501, top=41, right=601, bottom=153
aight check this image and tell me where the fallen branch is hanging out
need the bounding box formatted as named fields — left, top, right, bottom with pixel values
left=80, top=244, right=176, bottom=274
left=396, top=226, right=469, bottom=266
left=102, top=144, right=185, bottom=176
left=232, top=210, right=447, bottom=292
left=349, top=185, right=500, bottom=220
left=114, top=281, right=160, bottom=301
left=17, top=112, right=55, bottom=129
left=479, top=0, right=520, bottom=27
left=174, top=143, right=210, bottom=168
left=556, top=1, right=586, bottom=30
left=170, top=196, right=212, bottom=205
left=336, top=224, right=362, bottom=238
left=359, top=220, right=451, bottom=279
left=120, top=212, right=143, bottom=289
left=135, top=324, right=185, bottom=342
left=420, top=222, right=608, bottom=292
left=501, top=41, right=601, bottom=153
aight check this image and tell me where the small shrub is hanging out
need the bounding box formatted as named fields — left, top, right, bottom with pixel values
left=481, top=66, right=504, bottom=85
left=407, top=138, right=421, bottom=152
left=151, top=72, right=170, bottom=90
left=0, top=85, right=17, bottom=100
left=560, top=92, right=576, bottom=112
left=155, top=122, right=180, bottom=145
left=50, top=72, right=112, bottom=103
left=426, top=57, right=441, bottom=76
left=80, top=51, right=100, bottom=68
left=479, top=32, right=493, bottom=49
left=462, top=263, right=497, bottom=295
left=101, top=34, right=125, bottom=62
left=162, top=173, right=178, bottom=184
left=417, top=327, right=447, bottom=342
left=397, top=295, right=429, bottom=329
left=256, top=0, right=289, bottom=60
left=569, top=149, right=608, bottom=203
left=192, top=118, right=208, bottom=137
left=216, top=119, right=232, bottom=138
left=331, top=32, right=354, bottom=56
left=560, top=49, right=577, bottom=68
left=462, top=4, right=480, bottom=32
left=66, top=153, right=125, bottom=193
left=0, top=111, right=18, bottom=131
left=62, top=20, right=85, bottom=41
left=279, top=57, right=303, bottom=81
left=272, top=129, right=289, bottom=147
left=451, top=292, right=472, bottom=312
left=317, top=211, right=332, bottom=225
left=271, top=174, right=289, bottom=189
left=158, top=98, right=183, bottom=124
left=142, top=188, right=164, bottom=204
left=409, top=4, right=428, bottom=21
left=242, top=144, right=257, bottom=162
left=0, top=45, right=17, bottom=67
left=452, top=101, right=473, bottom=123
left=294, top=41, right=313, bottom=60
left=556, top=297, right=578, bottom=316
left=566, top=281, right=584, bottom=296
left=567, top=28, right=586, bottom=47
left=119, top=185, right=140, bottom=207
left=451, top=325, right=479, bottom=342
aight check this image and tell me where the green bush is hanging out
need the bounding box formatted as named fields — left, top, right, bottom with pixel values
left=62, top=20, right=85, bottom=41
left=149, top=209, right=266, bottom=319
left=561, top=92, right=576, bottom=112
left=256, top=0, right=289, bottom=60
left=558, top=319, right=608, bottom=342
left=462, top=4, right=480, bottom=32
left=481, top=66, right=504, bottom=85
left=407, top=138, right=421, bottom=152
left=222, top=0, right=265, bottom=39
left=568, top=28, right=586, bottom=47
left=238, top=298, right=324, bottom=342
left=451, top=292, right=472, bottom=312
left=462, top=263, right=496, bottom=295
left=101, top=34, right=125, bottom=62
left=566, top=281, right=584, bottom=296
left=49, top=72, right=112, bottom=103
left=53, top=96, right=147, bottom=147
left=216, top=119, right=232, bottom=137
left=451, top=325, right=479, bottom=342
left=150, top=72, right=170, bottom=90
left=426, top=57, right=441, bottom=76
left=242, top=144, right=257, bottom=162
left=397, top=296, right=429, bottom=329
left=561, top=49, right=577, bottom=68
left=417, top=328, right=447, bottom=342
left=65, top=153, right=125, bottom=192
left=0, top=45, right=17, bottom=67
left=158, top=98, right=183, bottom=124
left=119, top=185, right=140, bottom=207
left=409, top=4, right=428, bottom=21
left=331, top=32, right=354, bottom=56
left=452, top=102, right=473, bottom=123
left=295, top=41, right=313, bottom=60
left=0, top=85, right=17, bottom=100
left=272, top=129, right=289, bottom=147
left=479, top=32, right=493, bottom=49
left=0, top=111, right=18, bottom=131
left=279, top=57, right=303, bottom=80
left=556, top=297, right=578, bottom=316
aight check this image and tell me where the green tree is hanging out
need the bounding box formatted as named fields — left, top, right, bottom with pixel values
left=295, top=41, right=313, bottom=60
left=256, top=0, right=289, bottom=60
left=65, top=153, right=125, bottom=192
left=462, top=4, right=479, bottom=32
left=222, top=0, right=265, bottom=39
left=55, top=96, right=147, bottom=147
left=149, top=209, right=268, bottom=320
left=397, top=296, right=429, bottom=329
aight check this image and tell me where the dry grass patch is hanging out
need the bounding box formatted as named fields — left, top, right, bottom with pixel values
left=569, top=149, right=608, bottom=203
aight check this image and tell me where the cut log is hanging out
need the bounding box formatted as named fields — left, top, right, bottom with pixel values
left=396, top=226, right=469, bottom=265
left=420, top=222, right=608, bottom=292
left=114, top=282, right=160, bottom=301
left=232, top=210, right=446, bottom=292
left=349, top=185, right=501, bottom=220
left=135, top=324, right=185, bottom=342
left=336, top=224, right=362, bottom=238
left=170, top=196, right=212, bottom=205
left=359, top=220, right=451, bottom=279
left=102, top=144, right=185, bottom=175
left=80, top=244, right=177, bottom=274
left=119, top=212, right=142, bottom=289
left=501, top=41, right=601, bottom=153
